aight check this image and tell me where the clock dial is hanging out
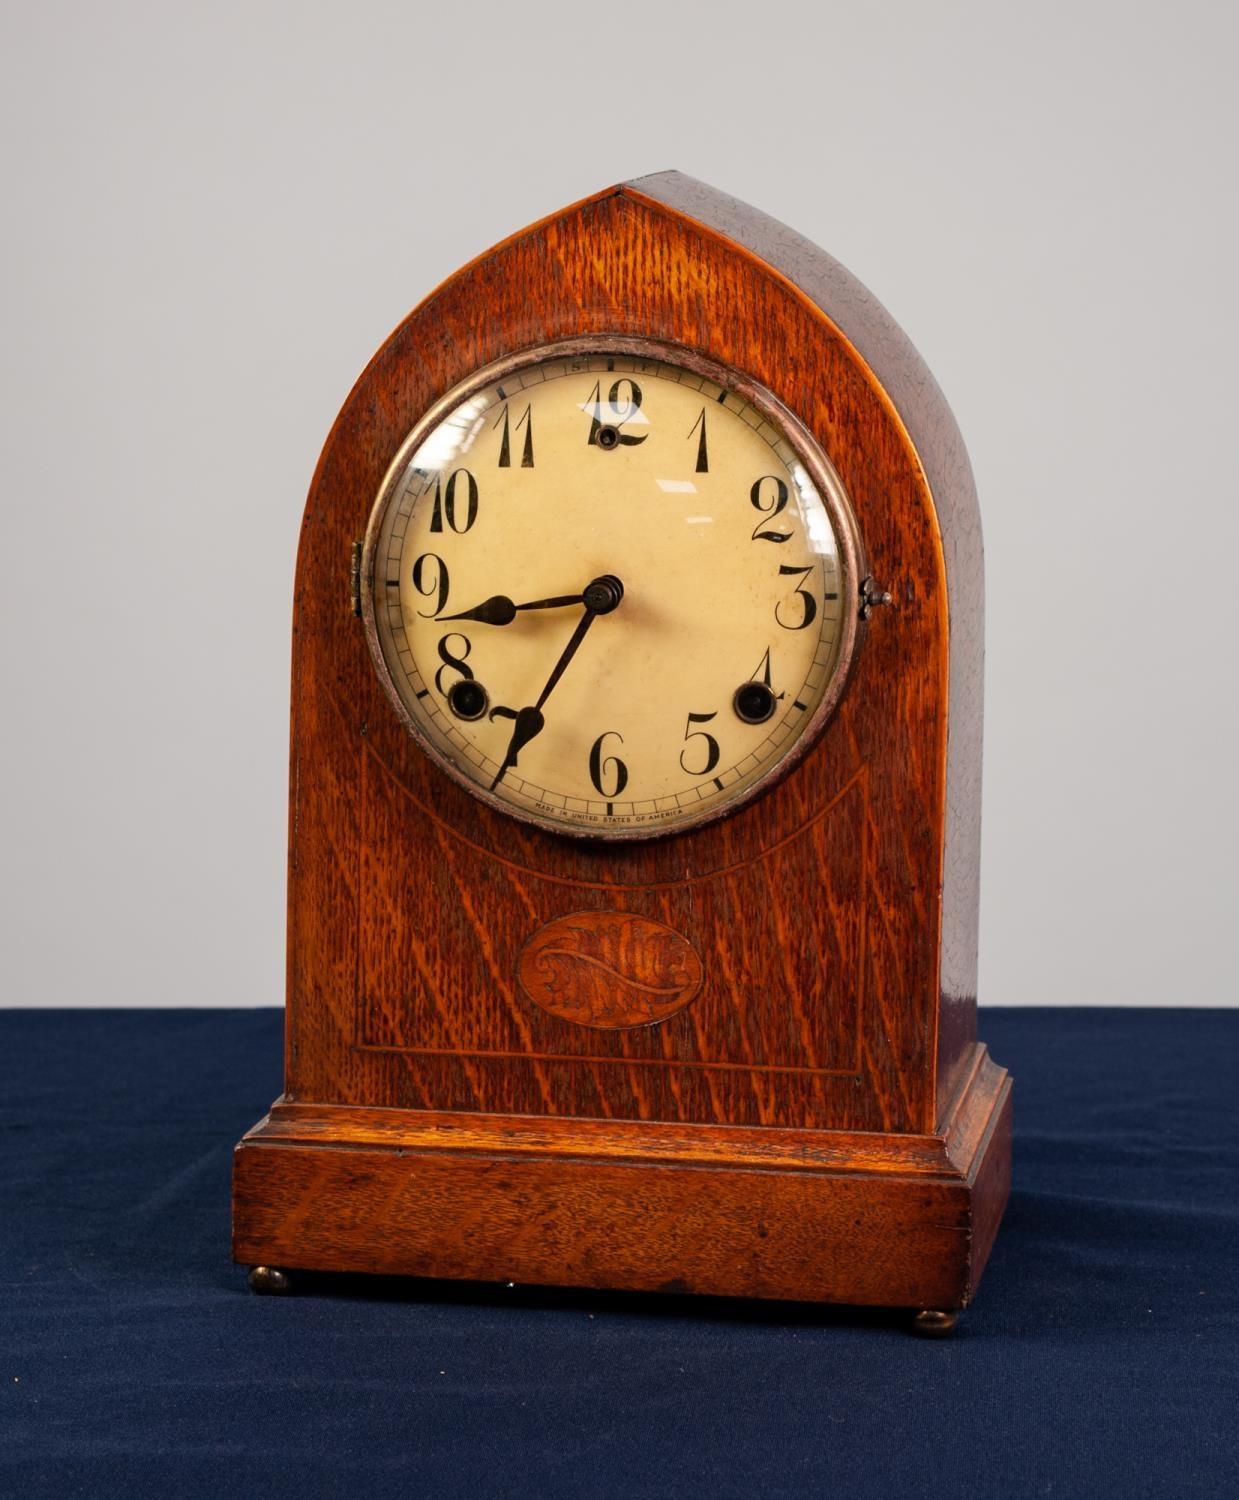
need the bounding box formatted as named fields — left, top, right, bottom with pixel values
left=364, top=345, right=862, bottom=836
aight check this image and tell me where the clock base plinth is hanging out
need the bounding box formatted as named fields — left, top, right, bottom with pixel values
left=232, top=1046, right=1009, bottom=1314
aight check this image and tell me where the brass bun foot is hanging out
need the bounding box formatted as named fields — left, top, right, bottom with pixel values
left=248, top=1265, right=292, bottom=1296
left=911, top=1309, right=959, bottom=1338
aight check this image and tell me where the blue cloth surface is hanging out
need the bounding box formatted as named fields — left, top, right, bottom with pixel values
left=2, top=1007, right=1236, bottom=1499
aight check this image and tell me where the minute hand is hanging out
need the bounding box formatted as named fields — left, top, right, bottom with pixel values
left=487, top=574, right=624, bottom=792
left=488, top=609, right=597, bottom=792
left=534, top=607, right=597, bottom=711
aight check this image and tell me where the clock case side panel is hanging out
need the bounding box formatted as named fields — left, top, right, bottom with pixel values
left=279, top=179, right=954, bottom=1136
left=627, top=173, right=985, bottom=1124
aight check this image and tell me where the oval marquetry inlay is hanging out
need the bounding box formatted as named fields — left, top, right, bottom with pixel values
left=518, top=912, right=703, bottom=1030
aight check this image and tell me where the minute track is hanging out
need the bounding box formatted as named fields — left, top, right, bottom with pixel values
left=367, top=344, right=860, bottom=838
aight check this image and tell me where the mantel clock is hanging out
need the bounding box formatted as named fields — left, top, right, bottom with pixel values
left=232, top=172, right=1011, bottom=1331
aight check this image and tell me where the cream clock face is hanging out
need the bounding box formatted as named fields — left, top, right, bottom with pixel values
left=362, top=342, right=863, bottom=838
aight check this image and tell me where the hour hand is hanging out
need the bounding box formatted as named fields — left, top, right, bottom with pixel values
left=441, top=592, right=584, bottom=626
left=441, top=593, right=519, bottom=625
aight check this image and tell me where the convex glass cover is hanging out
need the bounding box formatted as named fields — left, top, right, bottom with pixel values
left=363, top=341, right=864, bottom=837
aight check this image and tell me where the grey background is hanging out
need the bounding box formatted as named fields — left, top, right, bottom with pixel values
left=2, top=1, right=1235, bottom=1008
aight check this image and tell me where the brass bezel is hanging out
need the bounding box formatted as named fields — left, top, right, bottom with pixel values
left=360, top=335, right=868, bottom=842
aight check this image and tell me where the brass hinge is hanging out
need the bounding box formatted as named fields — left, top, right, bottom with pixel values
left=860, top=576, right=892, bottom=620
left=349, top=540, right=363, bottom=617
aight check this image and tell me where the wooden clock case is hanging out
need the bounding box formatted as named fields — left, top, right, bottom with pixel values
left=232, top=171, right=1011, bottom=1320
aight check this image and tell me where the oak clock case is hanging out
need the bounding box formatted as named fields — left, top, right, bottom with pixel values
left=233, top=171, right=1011, bottom=1329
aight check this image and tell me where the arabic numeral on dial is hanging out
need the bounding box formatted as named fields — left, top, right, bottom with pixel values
left=750, top=475, right=792, bottom=542
left=494, top=403, right=534, bottom=468
left=679, top=711, right=720, bottom=775
left=776, top=564, right=818, bottom=630
left=411, top=553, right=449, bottom=618
left=429, top=469, right=479, bottom=533
left=750, top=646, right=786, bottom=699
left=589, top=731, right=629, bottom=797
left=687, top=408, right=709, bottom=472
left=434, top=632, right=474, bottom=695
left=586, top=379, right=648, bottom=446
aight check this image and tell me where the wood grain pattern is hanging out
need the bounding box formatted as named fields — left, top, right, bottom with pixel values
left=627, top=173, right=986, bottom=1124
left=235, top=1046, right=1010, bottom=1309
left=352, top=751, right=868, bottom=1124
left=283, top=177, right=965, bottom=1133
left=234, top=171, right=1009, bottom=1311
